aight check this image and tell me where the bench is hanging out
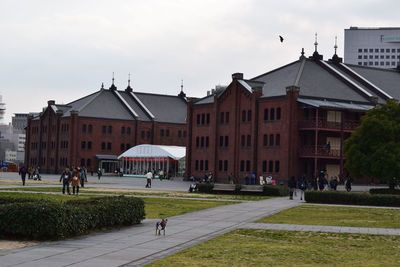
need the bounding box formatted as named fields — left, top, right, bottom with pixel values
left=240, top=185, right=264, bottom=193
left=213, top=183, right=236, bottom=192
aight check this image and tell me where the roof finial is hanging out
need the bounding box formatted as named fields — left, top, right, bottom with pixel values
left=109, top=72, right=117, bottom=90
left=181, top=79, right=184, bottom=92
left=334, top=36, right=338, bottom=55
left=314, top=33, right=318, bottom=52
left=299, top=48, right=306, bottom=60
left=101, top=82, right=104, bottom=90
left=126, top=73, right=133, bottom=92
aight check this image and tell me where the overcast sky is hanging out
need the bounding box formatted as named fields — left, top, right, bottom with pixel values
left=0, top=0, right=398, bottom=123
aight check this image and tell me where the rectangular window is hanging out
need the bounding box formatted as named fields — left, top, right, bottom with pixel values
left=263, top=134, right=268, bottom=146
left=166, top=129, right=170, bottom=137
left=88, top=141, right=92, bottom=150
left=264, top=108, right=268, bottom=120
left=269, top=160, right=273, bottom=172
left=276, top=134, right=280, bottom=146
left=242, top=110, right=246, bottom=122
left=241, top=135, right=245, bottom=147
left=246, top=160, right=250, bottom=172
left=224, top=160, right=228, bottom=171
left=88, top=125, right=93, bottom=134
left=247, top=135, right=251, bottom=146
left=219, top=160, right=223, bottom=171
left=206, top=136, right=209, bottom=147
left=270, top=109, right=275, bottom=120
left=141, top=131, right=145, bottom=139
left=81, top=141, right=86, bottom=149
left=262, top=160, right=267, bottom=172
left=161, top=129, right=164, bottom=136
left=107, top=142, right=111, bottom=150
left=277, top=108, right=281, bottom=120
left=178, top=130, right=182, bottom=138
left=369, top=49, right=373, bottom=53
left=220, top=136, right=223, bottom=147
left=121, top=126, right=125, bottom=135
left=120, top=143, right=125, bottom=152
left=201, top=137, right=204, bottom=147
left=225, top=136, right=229, bottom=147
left=197, top=114, right=200, bottom=125
left=196, top=137, right=199, bottom=148
left=206, top=113, right=210, bottom=125
left=87, top=158, right=91, bottom=167
left=108, top=126, right=112, bottom=134
left=200, top=160, right=204, bottom=171
left=201, top=114, right=205, bottom=125
left=240, top=160, right=245, bottom=172
left=220, top=112, right=224, bottom=124
left=82, top=124, right=87, bottom=133
left=101, top=142, right=106, bottom=150
left=147, top=131, right=151, bottom=139
left=248, top=110, right=252, bottom=121
left=358, top=48, right=362, bottom=52
left=127, top=127, right=131, bottom=135
left=183, top=131, right=187, bottom=138
left=226, top=112, right=229, bottom=123
left=102, top=125, right=106, bottom=134
left=195, top=160, right=199, bottom=171
left=327, top=110, right=342, bottom=123
left=269, top=134, right=274, bottom=146
left=275, top=161, right=280, bottom=173
left=205, top=160, right=209, bottom=171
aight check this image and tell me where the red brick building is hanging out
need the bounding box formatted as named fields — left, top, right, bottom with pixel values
left=186, top=49, right=400, bottom=184
left=25, top=81, right=188, bottom=173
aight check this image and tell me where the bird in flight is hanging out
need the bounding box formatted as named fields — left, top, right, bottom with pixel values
left=279, top=35, right=284, bottom=42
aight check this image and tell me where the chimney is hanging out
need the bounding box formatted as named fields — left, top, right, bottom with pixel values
left=211, top=89, right=215, bottom=94
left=232, top=73, right=244, bottom=80
left=47, top=100, right=55, bottom=106
left=207, top=91, right=210, bottom=96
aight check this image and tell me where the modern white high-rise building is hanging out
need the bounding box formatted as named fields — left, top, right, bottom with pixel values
left=344, top=27, right=400, bottom=68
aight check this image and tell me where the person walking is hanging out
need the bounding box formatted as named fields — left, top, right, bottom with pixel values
left=60, top=168, right=72, bottom=195
left=71, top=167, right=82, bottom=195
left=97, top=168, right=102, bottom=180
left=79, top=167, right=86, bottom=187
left=298, top=175, right=308, bottom=201
left=145, top=170, right=153, bottom=188
left=288, top=176, right=297, bottom=200
left=19, top=164, right=27, bottom=186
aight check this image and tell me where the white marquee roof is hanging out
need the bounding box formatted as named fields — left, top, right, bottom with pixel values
left=118, top=144, right=186, bottom=160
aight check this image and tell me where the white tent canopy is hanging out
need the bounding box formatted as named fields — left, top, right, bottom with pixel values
left=118, top=144, right=186, bottom=160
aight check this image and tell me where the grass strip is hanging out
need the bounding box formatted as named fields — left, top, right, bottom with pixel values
left=256, top=205, right=400, bottom=228
left=149, top=229, right=400, bottom=267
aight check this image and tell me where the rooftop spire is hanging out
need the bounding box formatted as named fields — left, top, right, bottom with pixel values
left=334, top=36, right=338, bottom=55
left=101, top=82, right=104, bottom=90
left=299, top=48, right=305, bottom=59
left=126, top=73, right=133, bottom=92
left=314, top=32, right=318, bottom=52
left=178, top=79, right=186, bottom=99
left=109, top=72, right=117, bottom=90
left=181, top=80, right=184, bottom=92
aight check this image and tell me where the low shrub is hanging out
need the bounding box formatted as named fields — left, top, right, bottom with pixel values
left=197, top=183, right=214, bottom=193
left=369, top=188, right=400, bottom=195
left=0, top=196, right=145, bottom=240
left=263, top=185, right=289, bottom=196
left=305, top=191, right=400, bottom=207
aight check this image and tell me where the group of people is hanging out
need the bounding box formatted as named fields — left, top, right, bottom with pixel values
left=18, top=165, right=41, bottom=185
left=60, top=166, right=88, bottom=195
left=145, top=169, right=167, bottom=188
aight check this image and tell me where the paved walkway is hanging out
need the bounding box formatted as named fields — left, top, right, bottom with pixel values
left=240, top=222, right=400, bottom=236
left=0, top=197, right=301, bottom=267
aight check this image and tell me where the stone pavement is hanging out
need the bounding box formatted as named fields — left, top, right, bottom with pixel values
left=240, top=222, right=400, bottom=236
left=0, top=197, right=301, bottom=267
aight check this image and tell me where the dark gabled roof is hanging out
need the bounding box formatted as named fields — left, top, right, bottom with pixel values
left=118, top=91, right=152, bottom=122
left=133, top=92, right=187, bottom=124
left=74, top=90, right=135, bottom=120
left=194, top=95, right=214, bottom=105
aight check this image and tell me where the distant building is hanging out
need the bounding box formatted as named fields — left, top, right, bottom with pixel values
left=25, top=80, right=188, bottom=174
left=12, top=113, right=29, bottom=131
left=5, top=149, right=17, bottom=162
left=344, top=27, right=400, bottom=68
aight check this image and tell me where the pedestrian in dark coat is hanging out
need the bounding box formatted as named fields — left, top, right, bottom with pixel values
left=60, top=168, right=72, bottom=195
left=288, top=176, right=297, bottom=200
left=19, top=165, right=27, bottom=186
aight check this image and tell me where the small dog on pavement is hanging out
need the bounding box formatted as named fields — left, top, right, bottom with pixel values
left=155, top=218, right=168, bottom=236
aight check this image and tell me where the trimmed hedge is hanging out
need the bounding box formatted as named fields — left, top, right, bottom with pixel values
left=0, top=196, right=145, bottom=240
left=305, top=191, right=400, bottom=207
left=369, top=188, right=400, bottom=195
left=197, top=183, right=214, bottom=193
left=263, top=185, right=289, bottom=196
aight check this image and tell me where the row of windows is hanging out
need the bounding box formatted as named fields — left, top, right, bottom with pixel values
left=196, top=136, right=209, bottom=148
left=358, top=61, right=398, bottom=66
left=241, top=135, right=252, bottom=147
left=262, top=160, right=280, bottom=173
left=82, top=124, right=93, bottom=134
left=81, top=141, right=92, bottom=150
left=220, top=112, right=230, bottom=124
left=263, top=134, right=280, bottom=146
left=101, top=142, right=112, bottom=151
left=31, top=126, right=39, bottom=134
left=195, top=160, right=209, bottom=171
left=120, top=143, right=131, bottom=152
left=218, top=160, right=228, bottom=171
left=60, top=157, right=68, bottom=167
left=241, top=110, right=252, bottom=122
left=264, top=108, right=281, bottom=121
left=358, top=55, right=399, bottom=59
left=219, top=136, right=229, bottom=147
left=31, top=142, right=39, bottom=150
left=120, top=126, right=131, bottom=135
left=61, top=124, right=69, bottom=132
left=60, top=141, right=69, bottom=149
left=358, top=48, right=400, bottom=53
left=80, top=158, right=92, bottom=167
left=196, top=113, right=210, bottom=125
left=102, top=125, right=113, bottom=134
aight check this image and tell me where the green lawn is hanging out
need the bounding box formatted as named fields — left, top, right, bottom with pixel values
left=0, top=186, right=271, bottom=201
left=148, top=229, right=400, bottom=267
left=256, top=205, right=400, bottom=228
left=0, top=192, right=236, bottom=219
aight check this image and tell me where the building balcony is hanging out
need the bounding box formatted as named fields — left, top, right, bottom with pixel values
left=299, top=119, right=360, bottom=132
left=298, top=146, right=345, bottom=159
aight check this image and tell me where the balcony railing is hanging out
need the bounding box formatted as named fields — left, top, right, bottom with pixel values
left=299, top=145, right=344, bottom=159
left=299, top=119, right=360, bottom=131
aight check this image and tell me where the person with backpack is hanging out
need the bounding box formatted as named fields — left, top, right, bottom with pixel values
left=298, top=175, right=308, bottom=200
left=60, top=168, right=72, bottom=195
left=71, top=167, right=82, bottom=195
